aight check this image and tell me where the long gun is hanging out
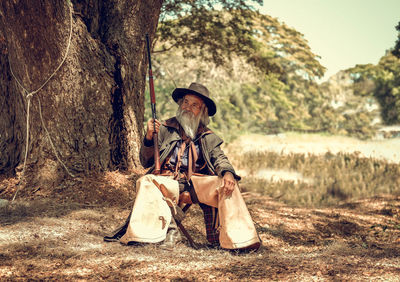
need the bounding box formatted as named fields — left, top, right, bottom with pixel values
left=145, top=33, right=161, bottom=174
left=152, top=179, right=198, bottom=249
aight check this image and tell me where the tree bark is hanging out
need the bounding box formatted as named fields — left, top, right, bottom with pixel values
left=0, top=0, right=162, bottom=184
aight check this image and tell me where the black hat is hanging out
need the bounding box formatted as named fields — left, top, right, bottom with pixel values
left=172, top=82, right=217, bottom=116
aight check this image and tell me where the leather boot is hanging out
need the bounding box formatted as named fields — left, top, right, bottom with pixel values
left=103, top=213, right=131, bottom=242
left=103, top=223, right=127, bottom=242
left=159, top=228, right=182, bottom=250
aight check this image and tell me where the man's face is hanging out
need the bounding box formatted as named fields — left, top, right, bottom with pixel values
left=180, top=94, right=204, bottom=117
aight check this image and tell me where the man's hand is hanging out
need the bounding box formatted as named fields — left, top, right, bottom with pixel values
left=145, top=118, right=161, bottom=141
left=222, top=171, right=236, bottom=196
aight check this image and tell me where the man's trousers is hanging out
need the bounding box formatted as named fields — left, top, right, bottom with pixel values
left=120, top=174, right=260, bottom=250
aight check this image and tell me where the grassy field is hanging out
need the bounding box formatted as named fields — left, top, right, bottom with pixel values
left=229, top=132, right=400, bottom=163
left=227, top=133, right=400, bottom=207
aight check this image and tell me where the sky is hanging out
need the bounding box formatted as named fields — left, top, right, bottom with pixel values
left=259, top=0, right=400, bottom=82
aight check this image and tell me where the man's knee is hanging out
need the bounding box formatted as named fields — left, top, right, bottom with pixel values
left=136, top=175, right=179, bottom=198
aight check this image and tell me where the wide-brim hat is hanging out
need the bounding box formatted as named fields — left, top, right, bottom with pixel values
left=172, top=82, right=217, bottom=116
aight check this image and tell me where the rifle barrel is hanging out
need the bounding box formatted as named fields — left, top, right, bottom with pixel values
left=145, top=33, right=160, bottom=173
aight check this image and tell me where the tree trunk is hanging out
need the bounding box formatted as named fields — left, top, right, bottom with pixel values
left=0, top=0, right=162, bottom=186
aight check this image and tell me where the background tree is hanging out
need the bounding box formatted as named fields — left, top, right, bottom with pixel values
left=392, top=21, right=400, bottom=58
left=149, top=10, right=328, bottom=139
left=0, top=0, right=163, bottom=188
left=320, top=71, right=380, bottom=138
left=157, top=1, right=262, bottom=68
left=348, top=53, right=400, bottom=125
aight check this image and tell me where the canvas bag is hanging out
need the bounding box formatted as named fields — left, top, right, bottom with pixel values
left=191, top=175, right=260, bottom=250
left=119, top=175, right=179, bottom=244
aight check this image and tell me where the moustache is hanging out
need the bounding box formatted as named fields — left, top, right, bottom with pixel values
left=182, top=110, right=195, bottom=117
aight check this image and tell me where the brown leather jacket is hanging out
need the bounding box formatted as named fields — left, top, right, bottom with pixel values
left=140, top=117, right=240, bottom=180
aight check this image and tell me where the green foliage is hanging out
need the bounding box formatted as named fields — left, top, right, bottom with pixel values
left=348, top=53, right=400, bottom=124
left=157, top=1, right=262, bottom=67
left=392, top=21, right=400, bottom=58
left=347, top=20, right=400, bottom=125
left=147, top=9, right=339, bottom=141
left=157, top=8, right=325, bottom=81
left=250, top=13, right=325, bottom=80
left=147, top=3, right=388, bottom=140
left=319, top=71, right=381, bottom=139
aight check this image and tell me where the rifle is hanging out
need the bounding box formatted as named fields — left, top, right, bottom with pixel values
left=152, top=179, right=198, bottom=249
left=145, top=33, right=161, bottom=174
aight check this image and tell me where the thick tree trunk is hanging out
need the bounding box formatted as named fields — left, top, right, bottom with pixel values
left=0, top=30, right=24, bottom=175
left=0, top=0, right=162, bottom=185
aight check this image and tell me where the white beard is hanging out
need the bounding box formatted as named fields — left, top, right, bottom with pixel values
left=176, top=107, right=201, bottom=139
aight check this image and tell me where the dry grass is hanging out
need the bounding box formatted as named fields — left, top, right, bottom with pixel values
left=226, top=133, right=400, bottom=207
left=1, top=133, right=400, bottom=280
left=0, top=170, right=142, bottom=207
left=235, top=151, right=400, bottom=207
left=1, top=194, right=399, bottom=280
left=228, top=132, right=400, bottom=164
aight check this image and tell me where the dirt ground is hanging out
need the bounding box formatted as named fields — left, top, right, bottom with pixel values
left=1, top=134, right=400, bottom=280
left=1, top=179, right=400, bottom=281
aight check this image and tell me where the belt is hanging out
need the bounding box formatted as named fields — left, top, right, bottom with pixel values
left=159, top=169, right=186, bottom=180
left=159, top=169, right=208, bottom=180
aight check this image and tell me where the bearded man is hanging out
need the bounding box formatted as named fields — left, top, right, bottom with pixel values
left=104, top=82, right=260, bottom=251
